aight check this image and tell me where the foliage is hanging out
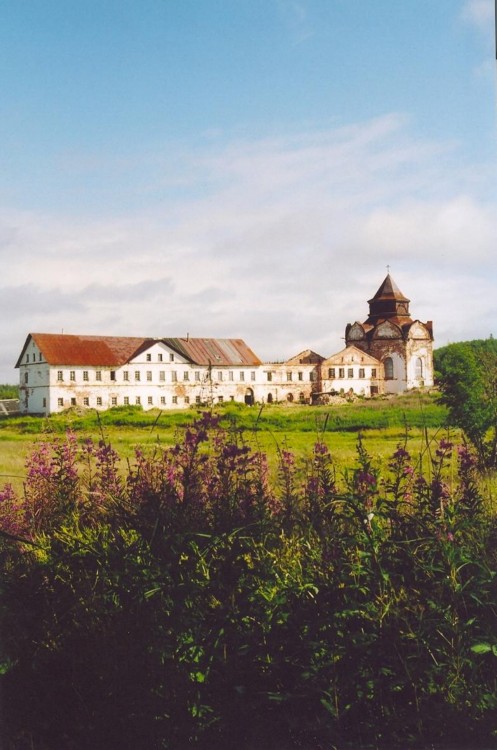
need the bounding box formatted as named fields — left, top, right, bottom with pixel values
left=0, top=383, right=18, bottom=400
left=435, top=339, right=497, bottom=469
left=0, top=415, right=497, bottom=749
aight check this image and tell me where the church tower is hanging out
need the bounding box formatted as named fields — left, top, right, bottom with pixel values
left=345, top=273, right=434, bottom=393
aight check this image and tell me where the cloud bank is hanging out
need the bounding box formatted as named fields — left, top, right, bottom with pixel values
left=1, top=113, right=496, bottom=382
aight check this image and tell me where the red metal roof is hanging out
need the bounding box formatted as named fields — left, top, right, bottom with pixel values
left=16, top=333, right=149, bottom=367
left=163, top=338, right=262, bottom=366
left=16, top=333, right=262, bottom=368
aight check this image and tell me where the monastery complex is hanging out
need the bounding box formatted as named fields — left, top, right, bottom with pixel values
left=16, top=274, right=434, bottom=415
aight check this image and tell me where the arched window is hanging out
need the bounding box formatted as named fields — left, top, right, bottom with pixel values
left=267, top=393, right=273, bottom=404
left=384, top=357, right=394, bottom=380
left=415, top=357, right=423, bottom=379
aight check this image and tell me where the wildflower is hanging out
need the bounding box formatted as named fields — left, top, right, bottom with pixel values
left=436, top=438, right=453, bottom=458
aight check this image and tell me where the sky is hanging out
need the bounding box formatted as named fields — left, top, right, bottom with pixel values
left=0, top=0, right=496, bottom=383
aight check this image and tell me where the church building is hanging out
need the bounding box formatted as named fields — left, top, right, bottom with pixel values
left=344, top=274, right=434, bottom=393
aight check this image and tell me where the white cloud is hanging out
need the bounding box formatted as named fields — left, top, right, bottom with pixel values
left=2, top=114, right=496, bottom=382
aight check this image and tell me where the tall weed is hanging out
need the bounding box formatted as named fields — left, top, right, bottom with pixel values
left=0, top=413, right=495, bottom=749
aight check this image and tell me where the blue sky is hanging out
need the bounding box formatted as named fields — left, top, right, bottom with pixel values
left=0, top=0, right=495, bottom=382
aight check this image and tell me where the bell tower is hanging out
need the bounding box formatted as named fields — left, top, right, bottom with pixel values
left=366, top=274, right=412, bottom=325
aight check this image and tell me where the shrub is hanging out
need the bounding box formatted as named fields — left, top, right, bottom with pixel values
left=0, top=415, right=496, bottom=749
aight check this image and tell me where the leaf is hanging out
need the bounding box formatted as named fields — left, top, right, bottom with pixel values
left=471, top=643, right=492, bottom=654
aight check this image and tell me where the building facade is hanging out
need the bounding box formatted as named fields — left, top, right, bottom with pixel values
left=16, top=274, right=434, bottom=415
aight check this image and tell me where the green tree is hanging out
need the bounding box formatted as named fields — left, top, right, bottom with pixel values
left=436, top=340, right=497, bottom=468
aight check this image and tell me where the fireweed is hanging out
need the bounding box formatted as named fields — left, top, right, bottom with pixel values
left=0, top=416, right=496, bottom=749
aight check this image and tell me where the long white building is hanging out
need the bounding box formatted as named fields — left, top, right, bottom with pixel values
left=16, top=334, right=324, bottom=415
left=15, top=274, right=434, bottom=415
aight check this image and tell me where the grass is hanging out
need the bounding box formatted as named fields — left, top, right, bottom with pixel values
left=0, top=390, right=450, bottom=490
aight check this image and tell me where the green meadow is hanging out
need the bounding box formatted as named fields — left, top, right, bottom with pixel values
left=0, top=390, right=451, bottom=489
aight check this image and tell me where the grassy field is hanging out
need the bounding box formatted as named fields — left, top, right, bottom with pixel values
left=0, top=390, right=451, bottom=489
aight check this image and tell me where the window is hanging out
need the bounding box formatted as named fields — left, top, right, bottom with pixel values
left=24, top=372, right=28, bottom=384
left=415, top=357, right=423, bottom=379
left=348, top=368, right=354, bottom=378
left=218, top=371, right=223, bottom=381
left=183, top=371, right=189, bottom=381
left=251, top=371, right=256, bottom=381
left=97, top=397, right=102, bottom=406
left=195, top=395, right=201, bottom=404
left=230, top=395, right=235, bottom=401
left=124, top=396, right=129, bottom=405
left=195, top=371, right=201, bottom=382
left=111, top=397, right=117, bottom=406
left=57, top=370, right=63, bottom=381
left=83, top=397, right=89, bottom=406
left=110, top=370, right=116, bottom=381
left=58, top=397, right=64, bottom=407
left=287, top=372, right=292, bottom=381
left=136, top=396, right=141, bottom=405
left=158, top=353, right=163, bottom=362
left=96, top=371, right=102, bottom=381
left=384, top=357, right=394, bottom=380
left=371, top=368, right=377, bottom=378
left=339, top=368, right=345, bottom=378
left=123, top=371, right=129, bottom=381
left=147, top=371, right=152, bottom=381
left=83, top=371, right=89, bottom=381
left=160, top=396, right=166, bottom=405
left=310, top=371, right=316, bottom=381
left=160, top=371, right=165, bottom=381
left=171, top=371, right=177, bottom=382
left=39, top=353, right=42, bottom=362
left=70, top=370, right=76, bottom=381
left=359, top=368, right=365, bottom=379
left=148, top=396, right=153, bottom=405
left=135, top=371, right=140, bottom=381
left=229, top=371, right=234, bottom=381
left=328, top=368, right=336, bottom=378
left=146, top=353, right=151, bottom=362
left=267, top=372, right=272, bottom=382
left=169, top=353, right=174, bottom=362
left=184, top=396, right=190, bottom=404
left=240, top=371, right=245, bottom=381
left=298, top=372, right=303, bottom=381
left=172, top=396, right=178, bottom=404
left=43, top=397, right=46, bottom=407
left=71, top=398, right=76, bottom=406
left=218, top=396, right=224, bottom=403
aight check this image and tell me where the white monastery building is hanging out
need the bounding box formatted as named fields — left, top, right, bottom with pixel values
left=16, top=274, right=434, bottom=415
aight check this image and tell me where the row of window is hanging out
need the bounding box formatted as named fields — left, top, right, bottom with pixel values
left=269, top=371, right=307, bottom=382
left=55, top=394, right=233, bottom=408
left=26, top=352, right=43, bottom=363
left=55, top=369, right=259, bottom=384
left=145, top=353, right=175, bottom=362
left=327, top=367, right=377, bottom=379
